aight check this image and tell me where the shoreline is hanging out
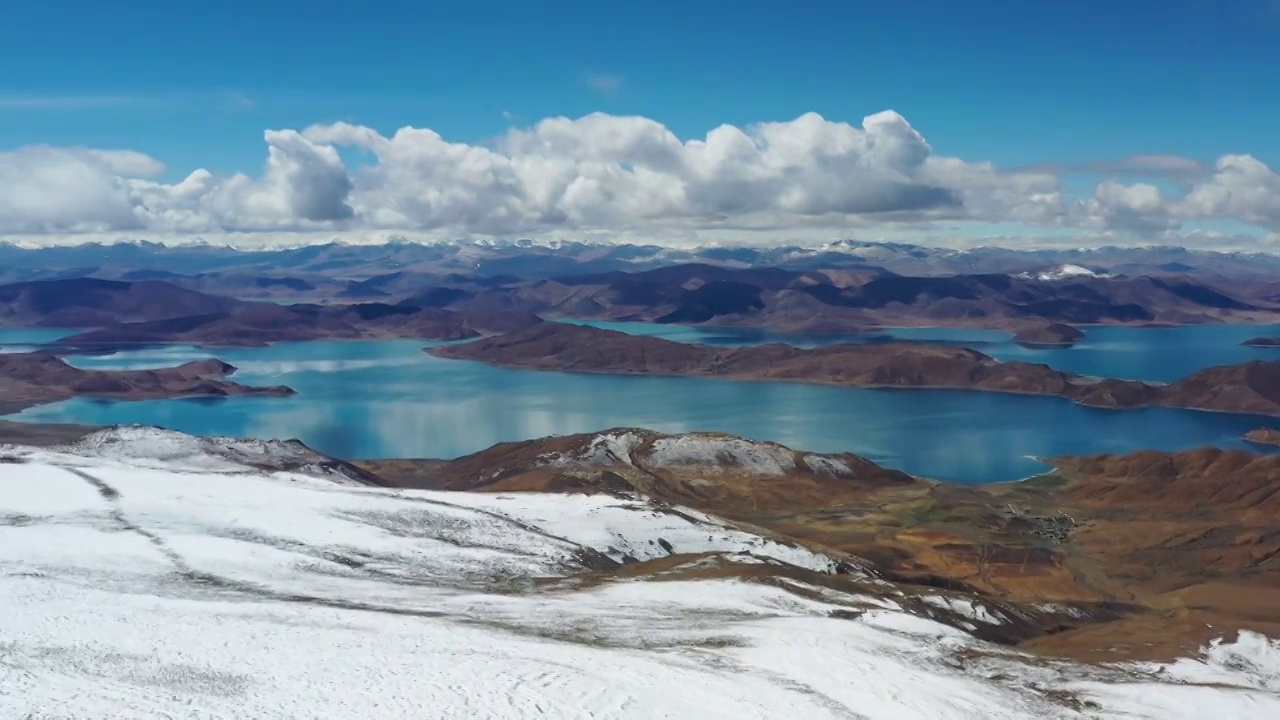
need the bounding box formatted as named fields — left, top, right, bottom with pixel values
left=423, top=344, right=1280, bottom=420
left=5, top=412, right=1279, bottom=493
left=630, top=314, right=1280, bottom=336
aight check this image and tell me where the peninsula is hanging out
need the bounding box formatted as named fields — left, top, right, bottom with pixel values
left=428, top=322, right=1280, bottom=417
left=1244, top=337, right=1280, bottom=348
left=0, top=352, right=295, bottom=414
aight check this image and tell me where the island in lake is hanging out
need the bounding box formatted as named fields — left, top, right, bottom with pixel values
left=1244, top=428, right=1280, bottom=446
left=1012, top=322, right=1085, bottom=348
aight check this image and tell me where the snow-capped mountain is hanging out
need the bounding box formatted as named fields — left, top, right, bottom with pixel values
left=1016, top=263, right=1114, bottom=281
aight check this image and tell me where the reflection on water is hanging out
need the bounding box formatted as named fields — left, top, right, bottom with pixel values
left=9, top=337, right=1280, bottom=484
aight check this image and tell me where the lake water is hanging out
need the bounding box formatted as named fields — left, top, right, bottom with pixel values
left=7, top=326, right=1280, bottom=483
left=0, top=328, right=75, bottom=353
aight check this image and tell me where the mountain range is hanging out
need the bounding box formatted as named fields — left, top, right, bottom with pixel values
left=5, top=238, right=1280, bottom=289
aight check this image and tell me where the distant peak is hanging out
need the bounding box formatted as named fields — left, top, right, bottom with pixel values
left=1016, top=263, right=1112, bottom=281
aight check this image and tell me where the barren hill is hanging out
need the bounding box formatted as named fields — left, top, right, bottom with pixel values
left=429, top=321, right=1280, bottom=417
left=0, top=352, right=294, bottom=413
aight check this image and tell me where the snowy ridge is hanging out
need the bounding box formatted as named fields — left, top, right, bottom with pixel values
left=51, top=425, right=375, bottom=484
left=3, top=443, right=1280, bottom=717
left=535, top=430, right=645, bottom=468
left=533, top=430, right=858, bottom=478
left=647, top=435, right=800, bottom=475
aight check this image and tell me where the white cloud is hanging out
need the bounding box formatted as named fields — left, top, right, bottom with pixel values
left=0, top=110, right=1277, bottom=248
left=124, top=130, right=354, bottom=233
left=86, top=149, right=167, bottom=178
left=1179, top=155, right=1280, bottom=230
left=0, top=146, right=144, bottom=232
left=1069, top=154, right=1280, bottom=235
left=296, top=110, right=1050, bottom=235
left=1076, top=181, right=1180, bottom=235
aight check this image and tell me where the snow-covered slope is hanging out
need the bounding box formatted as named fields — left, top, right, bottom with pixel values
left=531, top=429, right=864, bottom=479
left=54, top=425, right=380, bottom=484
left=440, top=490, right=841, bottom=572
left=2, top=436, right=1279, bottom=718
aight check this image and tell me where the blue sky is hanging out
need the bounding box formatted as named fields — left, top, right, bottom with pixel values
left=4, top=0, right=1276, bottom=174
left=1, top=0, right=1278, bottom=246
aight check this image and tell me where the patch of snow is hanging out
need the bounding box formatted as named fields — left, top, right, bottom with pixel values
left=922, top=595, right=1008, bottom=625
left=773, top=577, right=904, bottom=611
left=1121, top=631, right=1280, bottom=692
left=54, top=426, right=323, bottom=473
left=651, top=552, right=772, bottom=574
left=1016, top=264, right=1113, bottom=282
left=3, top=426, right=373, bottom=485
left=536, top=430, right=643, bottom=468
left=1033, top=602, right=1090, bottom=620
left=440, top=491, right=842, bottom=573
left=1070, top=634, right=1280, bottom=720
left=646, top=435, right=797, bottom=476
left=803, top=455, right=854, bottom=476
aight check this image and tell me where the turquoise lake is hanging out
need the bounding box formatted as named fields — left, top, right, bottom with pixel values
left=0, top=328, right=75, bottom=353
left=5, top=323, right=1280, bottom=483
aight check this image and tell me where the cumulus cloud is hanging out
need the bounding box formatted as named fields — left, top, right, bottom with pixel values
left=298, top=110, right=1051, bottom=234
left=1077, top=181, right=1180, bottom=235
left=1179, top=155, right=1280, bottom=230
left=1, top=110, right=1277, bottom=246
left=0, top=147, right=145, bottom=232
left=1070, top=154, right=1280, bottom=234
